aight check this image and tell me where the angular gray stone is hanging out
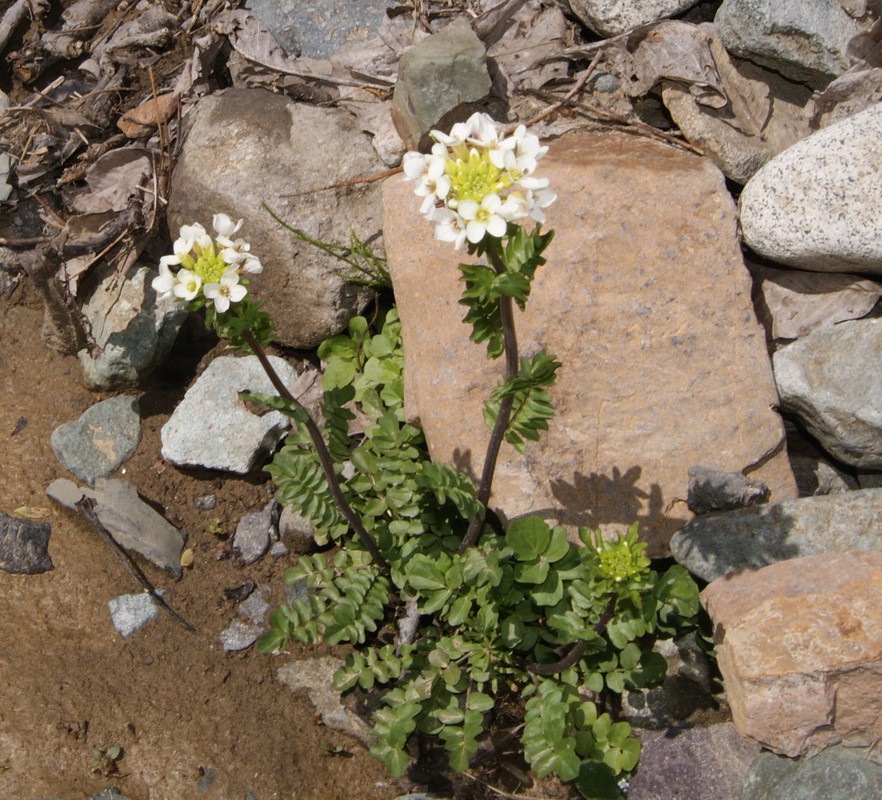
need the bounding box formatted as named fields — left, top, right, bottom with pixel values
left=814, top=68, right=882, bottom=128
left=749, top=263, right=882, bottom=341
left=160, top=355, right=297, bottom=474
left=46, top=477, right=186, bottom=576
left=276, top=657, right=373, bottom=744
left=49, top=395, right=141, bottom=487
left=628, top=723, right=759, bottom=800
left=687, top=466, right=769, bottom=516
left=233, top=501, right=276, bottom=564
left=383, top=128, right=796, bottom=556
left=168, top=88, right=378, bottom=348
left=742, top=746, right=882, bottom=800
left=244, top=0, right=388, bottom=59
left=739, top=103, right=882, bottom=274
left=0, top=510, right=53, bottom=574
left=670, top=488, right=882, bottom=582
left=567, top=0, right=700, bottom=37
left=773, top=318, right=882, bottom=468
left=715, top=0, right=876, bottom=88
left=77, top=262, right=187, bottom=390
left=392, top=17, right=492, bottom=151
left=108, top=592, right=159, bottom=638
left=219, top=618, right=264, bottom=652
left=278, top=505, right=317, bottom=554
left=621, top=636, right=719, bottom=730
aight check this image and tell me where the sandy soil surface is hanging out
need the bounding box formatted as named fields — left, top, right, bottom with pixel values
left=0, top=289, right=402, bottom=800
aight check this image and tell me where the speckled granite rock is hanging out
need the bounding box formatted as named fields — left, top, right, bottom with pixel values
left=739, top=103, right=882, bottom=273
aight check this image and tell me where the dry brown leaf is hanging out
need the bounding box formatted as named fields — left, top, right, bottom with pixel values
left=486, top=0, right=571, bottom=93
left=117, top=93, right=177, bottom=138
left=597, top=20, right=727, bottom=107
left=70, top=147, right=152, bottom=215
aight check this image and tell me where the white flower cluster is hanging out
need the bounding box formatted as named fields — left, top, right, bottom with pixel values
left=152, top=214, right=262, bottom=312
left=402, top=113, right=556, bottom=249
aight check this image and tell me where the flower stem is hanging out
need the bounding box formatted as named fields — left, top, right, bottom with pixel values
left=460, top=249, right=519, bottom=553
left=242, top=330, right=389, bottom=572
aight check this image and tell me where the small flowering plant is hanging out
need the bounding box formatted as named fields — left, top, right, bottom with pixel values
left=151, top=116, right=699, bottom=800
left=153, top=214, right=271, bottom=349
left=403, top=113, right=561, bottom=547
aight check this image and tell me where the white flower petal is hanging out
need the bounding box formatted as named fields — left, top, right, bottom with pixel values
left=212, top=213, right=243, bottom=238
left=152, top=262, right=177, bottom=297
left=465, top=219, right=487, bottom=244
left=457, top=199, right=479, bottom=221
left=486, top=214, right=507, bottom=238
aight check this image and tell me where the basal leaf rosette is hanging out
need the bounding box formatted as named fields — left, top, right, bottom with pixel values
left=152, top=213, right=263, bottom=313
left=403, top=113, right=556, bottom=249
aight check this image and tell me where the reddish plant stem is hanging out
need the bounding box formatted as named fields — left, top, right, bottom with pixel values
left=242, top=329, right=389, bottom=572
left=459, top=247, right=520, bottom=553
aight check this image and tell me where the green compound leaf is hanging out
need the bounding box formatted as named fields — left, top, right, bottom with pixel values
left=483, top=350, right=561, bottom=453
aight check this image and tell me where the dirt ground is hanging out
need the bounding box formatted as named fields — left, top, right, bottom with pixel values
left=0, top=289, right=403, bottom=800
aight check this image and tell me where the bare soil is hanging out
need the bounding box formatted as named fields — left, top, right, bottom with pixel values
left=0, top=289, right=402, bottom=800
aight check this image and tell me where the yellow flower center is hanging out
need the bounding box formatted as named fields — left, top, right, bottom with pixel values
left=445, top=149, right=511, bottom=206
left=182, top=242, right=228, bottom=284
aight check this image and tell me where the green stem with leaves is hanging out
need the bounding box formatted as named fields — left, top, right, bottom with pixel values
left=241, top=329, right=389, bottom=572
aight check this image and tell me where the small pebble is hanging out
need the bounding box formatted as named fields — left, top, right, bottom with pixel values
left=108, top=593, right=159, bottom=638
left=193, top=494, right=217, bottom=510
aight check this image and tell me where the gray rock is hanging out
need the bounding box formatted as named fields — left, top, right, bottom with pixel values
left=46, top=477, right=186, bottom=576
left=741, top=746, right=882, bottom=800
left=108, top=592, right=159, bottom=638
left=219, top=586, right=269, bottom=651
left=278, top=505, right=317, bottom=554
left=238, top=588, right=270, bottom=624
left=276, top=657, right=373, bottom=745
left=49, top=396, right=141, bottom=487
left=193, top=494, right=217, bottom=510
left=269, top=541, right=289, bottom=560
left=168, top=88, right=378, bottom=349
left=621, top=634, right=719, bottom=730
left=814, top=68, right=882, bottom=128
left=245, top=0, right=388, bottom=59
left=392, top=17, right=493, bottom=151
left=670, top=488, right=882, bottom=582
left=219, top=618, right=264, bottom=652
left=739, top=103, right=882, bottom=274
left=773, top=318, right=882, bottom=468
left=687, top=466, right=769, bottom=515
left=233, top=501, right=276, bottom=564
left=77, top=262, right=187, bottom=390
left=628, top=723, right=759, bottom=800
left=161, top=355, right=296, bottom=474
left=715, top=0, right=876, bottom=88
left=567, top=0, right=700, bottom=37
left=748, top=262, right=882, bottom=341
left=0, top=509, right=53, bottom=574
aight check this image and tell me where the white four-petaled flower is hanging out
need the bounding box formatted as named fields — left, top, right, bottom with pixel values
left=153, top=214, right=259, bottom=311
left=403, top=112, right=554, bottom=248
